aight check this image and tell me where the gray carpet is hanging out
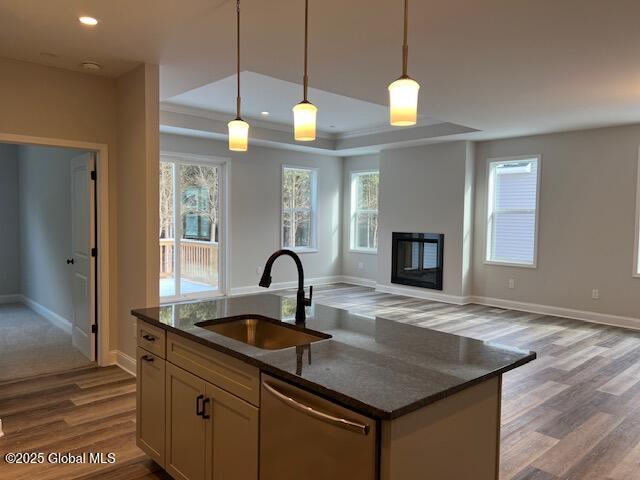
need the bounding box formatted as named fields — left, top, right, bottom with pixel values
left=0, top=303, right=93, bottom=382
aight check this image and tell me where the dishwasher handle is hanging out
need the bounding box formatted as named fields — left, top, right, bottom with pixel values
left=262, top=381, right=370, bottom=435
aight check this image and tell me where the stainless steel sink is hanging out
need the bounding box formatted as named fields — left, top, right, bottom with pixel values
left=195, top=316, right=330, bottom=350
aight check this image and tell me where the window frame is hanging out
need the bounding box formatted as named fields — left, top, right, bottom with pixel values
left=349, top=170, right=379, bottom=254
left=281, top=164, right=318, bottom=253
left=484, top=154, right=542, bottom=268
left=159, top=152, right=229, bottom=302
left=634, top=149, right=640, bottom=278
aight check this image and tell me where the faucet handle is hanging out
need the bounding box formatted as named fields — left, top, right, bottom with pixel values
left=304, top=285, right=313, bottom=306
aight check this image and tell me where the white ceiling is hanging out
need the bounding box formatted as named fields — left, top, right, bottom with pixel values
left=165, top=71, right=440, bottom=134
left=2, top=0, right=640, bottom=141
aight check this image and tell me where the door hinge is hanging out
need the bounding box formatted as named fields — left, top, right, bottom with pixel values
left=91, top=247, right=97, bottom=257
left=90, top=170, right=97, bottom=181
left=91, top=324, right=98, bottom=334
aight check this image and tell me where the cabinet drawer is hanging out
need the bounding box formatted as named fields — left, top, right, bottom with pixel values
left=137, top=320, right=166, bottom=358
left=167, top=332, right=260, bottom=407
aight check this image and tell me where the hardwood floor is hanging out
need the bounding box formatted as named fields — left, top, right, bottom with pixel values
left=2, top=283, right=640, bottom=479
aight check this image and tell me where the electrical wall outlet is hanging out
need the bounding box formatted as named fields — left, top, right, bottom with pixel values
left=256, top=266, right=263, bottom=275
left=592, top=289, right=600, bottom=300
left=508, top=278, right=515, bottom=289
left=358, top=262, right=364, bottom=270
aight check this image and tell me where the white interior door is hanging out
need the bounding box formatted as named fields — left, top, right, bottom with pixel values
left=70, top=153, right=96, bottom=361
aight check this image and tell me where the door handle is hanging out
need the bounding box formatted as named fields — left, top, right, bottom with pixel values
left=202, top=397, right=210, bottom=419
left=66, top=258, right=75, bottom=265
left=262, top=381, right=369, bottom=435
left=196, top=394, right=204, bottom=417
left=141, top=355, right=154, bottom=363
left=142, top=334, right=155, bottom=342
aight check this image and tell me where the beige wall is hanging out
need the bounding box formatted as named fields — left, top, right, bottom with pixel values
left=342, top=154, right=379, bottom=282
left=473, top=125, right=640, bottom=318
left=116, top=64, right=160, bottom=358
left=377, top=142, right=474, bottom=298
left=0, top=57, right=159, bottom=361
left=160, top=133, right=343, bottom=290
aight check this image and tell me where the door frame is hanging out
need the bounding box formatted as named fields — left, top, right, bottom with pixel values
left=160, top=151, right=230, bottom=301
left=0, top=132, right=111, bottom=367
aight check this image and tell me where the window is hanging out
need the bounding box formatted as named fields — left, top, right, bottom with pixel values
left=282, top=166, right=317, bottom=251
left=486, top=156, right=540, bottom=267
left=160, top=156, right=225, bottom=299
left=350, top=171, right=379, bottom=252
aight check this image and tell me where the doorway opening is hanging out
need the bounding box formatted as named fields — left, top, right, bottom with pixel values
left=0, top=143, right=98, bottom=381
left=159, top=153, right=227, bottom=301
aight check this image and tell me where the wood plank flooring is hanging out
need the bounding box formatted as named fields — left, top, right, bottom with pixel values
left=1, top=283, right=639, bottom=479
left=296, top=284, right=640, bottom=480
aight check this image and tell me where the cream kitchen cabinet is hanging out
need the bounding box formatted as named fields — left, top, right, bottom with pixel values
left=137, top=322, right=258, bottom=480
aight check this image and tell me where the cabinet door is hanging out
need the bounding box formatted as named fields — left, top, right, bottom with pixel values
left=166, top=363, right=208, bottom=480
left=136, top=347, right=165, bottom=466
left=205, top=382, right=259, bottom=480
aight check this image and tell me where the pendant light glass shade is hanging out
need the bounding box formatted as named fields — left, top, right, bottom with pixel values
left=388, top=77, right=420, bottom=126
left=293, top=101, right=317, bottom=141
left=389, top=0, right=420, bottom=127
left=228, top=119, right=249, bottom=151
left=228, top=0, right=249, bottom=152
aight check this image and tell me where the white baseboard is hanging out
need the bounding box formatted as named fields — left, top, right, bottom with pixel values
left=470, top=295, right=640, bottom=331
left=0, top=294, right=22, bottom=304
left=340, top=276, right=377, bottom=288
left=229, top=275, right=343, bottom=297
left=375, top=283, right=472, bottom=305
left=345, top=281, right=640, bottom=332
left=21, top=296, right=73, bottom=334
left=114, top=350, right=136, bottom=377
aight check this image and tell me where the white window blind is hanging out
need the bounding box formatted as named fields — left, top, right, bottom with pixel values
left=486, top=157, right=540, bottom=266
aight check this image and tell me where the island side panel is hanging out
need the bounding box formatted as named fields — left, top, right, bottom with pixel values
left=380, top=376, right=502, bottom=480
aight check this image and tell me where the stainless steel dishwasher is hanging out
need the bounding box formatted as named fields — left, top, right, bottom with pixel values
left=260, top=374, right=377, bottom=480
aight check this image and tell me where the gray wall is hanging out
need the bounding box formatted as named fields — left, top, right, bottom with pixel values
left=342, top=154, right=380, bottom=282
left=0, top=144, right=20, bottom=295
left=377, top=141, right=474, bottom=297
left=160, top=133, right=343, bottom=290
left=18, top=145, right=80, bottom=322
left=473, top=124, right=640, bottom=318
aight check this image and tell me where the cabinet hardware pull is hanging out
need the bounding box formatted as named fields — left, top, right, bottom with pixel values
left=142, top=334, right=155, bottom=341
left=141, top=355, right=154, bottom=362
left=196, top=394, right=204, bottom=417
left=202, top=398, right=211, bottom=419
left=263, top=381, right=369, bottom=435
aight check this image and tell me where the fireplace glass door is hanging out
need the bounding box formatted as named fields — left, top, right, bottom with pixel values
left=391, top=233, right=444, bottom=290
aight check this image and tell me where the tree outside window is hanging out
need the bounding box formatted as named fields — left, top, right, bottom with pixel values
left=351, top=171, right=379, bottom=251
left=282, top=167, right=317, bottom=250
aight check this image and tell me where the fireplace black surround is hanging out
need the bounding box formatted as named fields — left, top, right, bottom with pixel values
left=391, top=233, right=444, bottom=290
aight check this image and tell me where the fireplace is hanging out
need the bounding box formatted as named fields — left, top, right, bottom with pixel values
left=391, top=233, right=444, bottom=290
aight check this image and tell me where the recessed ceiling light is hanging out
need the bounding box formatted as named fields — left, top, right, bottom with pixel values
left=79, top=16, right=98, bottom=26
left=261, top=111, right=270, bottom=116
left=80, top=61, right=102, bottom=71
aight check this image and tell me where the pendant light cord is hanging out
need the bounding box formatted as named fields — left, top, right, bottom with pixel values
left=236, top=0, right=242, bottom=119
left=303, top=0, right=309, bottom=102
left=402, top=0, right=408, bottom=78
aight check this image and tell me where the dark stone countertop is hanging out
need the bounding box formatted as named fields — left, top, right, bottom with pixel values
left=132, top=293, right=535, bottom=420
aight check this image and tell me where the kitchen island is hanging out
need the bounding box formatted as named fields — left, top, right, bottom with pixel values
left=132, top=293, right=535, bottom=480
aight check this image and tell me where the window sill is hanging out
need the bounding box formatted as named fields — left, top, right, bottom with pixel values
left=484, top=260, right=537, bottom=269
left=287, top=248, right=318, bottom=254
left=349, top=248, right=378, bottom=255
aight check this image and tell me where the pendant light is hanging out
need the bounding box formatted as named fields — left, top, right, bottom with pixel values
left=388, top=0, right=420, bottom=126
left=228, top=0, right=249, bottom=151
left=293, top=0, right=317, bottom=141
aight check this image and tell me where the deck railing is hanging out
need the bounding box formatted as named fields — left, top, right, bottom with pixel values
left=160, top=239, right=218, bottom=284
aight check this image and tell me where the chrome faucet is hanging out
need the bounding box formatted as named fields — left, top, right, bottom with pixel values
left=259, top=249, right=312, bottom=324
